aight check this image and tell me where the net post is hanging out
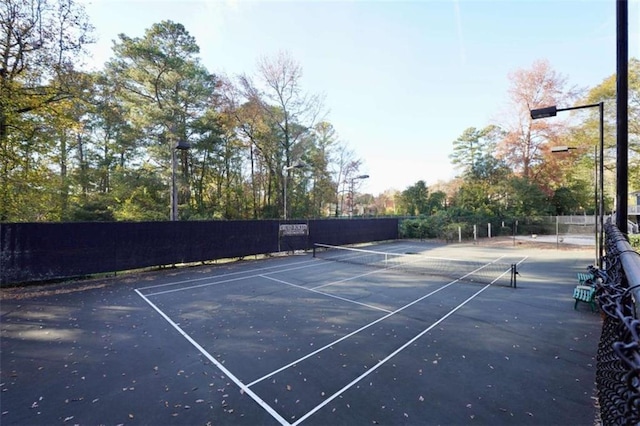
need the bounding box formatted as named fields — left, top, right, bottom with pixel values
left=313, top=244, right=316, bottom=258
left=511, top=264, right=517, bottom=288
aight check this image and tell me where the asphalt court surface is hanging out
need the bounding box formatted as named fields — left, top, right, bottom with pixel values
left=1, top=240, right=602, bottom=425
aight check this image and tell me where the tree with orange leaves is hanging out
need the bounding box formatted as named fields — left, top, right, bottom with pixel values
left=497, top=59, right=582, bottom=183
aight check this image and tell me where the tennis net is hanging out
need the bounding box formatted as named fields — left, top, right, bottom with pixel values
left=313, top=243, right=517, bottom=287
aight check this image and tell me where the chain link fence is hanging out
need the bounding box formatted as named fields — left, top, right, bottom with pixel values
left=595, top=222, right=640, bottom=424
left=399, top=215, right=596, bottom=243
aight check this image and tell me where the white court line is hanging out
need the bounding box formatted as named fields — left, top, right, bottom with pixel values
left=260, top=275, right=392, bottom=313
left=312, top=251, right=508, bottom=291
left=309, top=244, right=454, bottom=291
left=291, top=255, right=529, bottom=426
left=143, top=253, right=413, bottom=297
left=311, top=264, right=404, bottom=291
left=246, top=254, right=519, bottom=388
left=144, top=274, right=265, bottom=297
left=138, top=244, right=433, bottom=295
left=142, top=260, right=335, bottom=297
left=291, top=283, right=492, bottom=426
left=136, top=258, right=318, bottom=292
left=134, top=289, right=292, bottom=426
left=245, top=279, right=456, bottom=388
left=139, top=252, right=528, bottom=425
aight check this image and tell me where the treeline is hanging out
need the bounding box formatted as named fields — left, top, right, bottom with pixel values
left=397, top=58, right=639, bottom=228
left=1, top=0, right=638, bottom=223
left=1, top=4, right=365, bottom=222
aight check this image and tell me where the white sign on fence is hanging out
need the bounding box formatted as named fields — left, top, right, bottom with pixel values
left=279, top=224, right=308, bottom=236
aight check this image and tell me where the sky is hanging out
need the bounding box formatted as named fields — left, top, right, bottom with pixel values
left=78, top=0, right=640, bottom=195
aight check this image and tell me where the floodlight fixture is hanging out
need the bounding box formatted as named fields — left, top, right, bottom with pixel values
left=530, top=106, right=558, bottom=119
left=531, top=102, right=604, bottom=268
left=550, top=146, right=577, bottom=153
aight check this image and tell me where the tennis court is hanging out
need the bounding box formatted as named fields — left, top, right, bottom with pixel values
left=1, top=240, right=602, bottom=425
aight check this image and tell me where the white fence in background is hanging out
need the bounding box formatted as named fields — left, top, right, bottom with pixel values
left=549, top=215, right=596, bottom=225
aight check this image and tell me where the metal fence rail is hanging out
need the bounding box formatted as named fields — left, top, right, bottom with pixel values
left=596, top=222, right=640, bottom=424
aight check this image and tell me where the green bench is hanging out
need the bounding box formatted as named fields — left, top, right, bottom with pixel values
left=573, top=271, right=597, bottom=312
left=573, top=285, right=597, bottom=312
left=577, top=272, right=594, bottom=285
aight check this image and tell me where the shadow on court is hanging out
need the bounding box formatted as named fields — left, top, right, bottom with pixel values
left=1, top=241, right=602, bottom=425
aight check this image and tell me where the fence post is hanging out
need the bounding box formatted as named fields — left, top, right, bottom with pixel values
left=488, top=223, right=492, bottom=239
left=458, top=226, right=462, bottom=243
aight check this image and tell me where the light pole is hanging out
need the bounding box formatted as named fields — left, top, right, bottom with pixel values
left=283, top=162, right=306, bottom=220
left=171, top=139, right=191, bottom=221
left=530, top=102, right=604, bottom=268
left=348, top=174, right=369, bottom=218
left=550, top=145, right=599, bottom=266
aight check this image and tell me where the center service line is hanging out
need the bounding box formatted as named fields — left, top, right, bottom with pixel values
left=261, top=274, right=392, bottom=313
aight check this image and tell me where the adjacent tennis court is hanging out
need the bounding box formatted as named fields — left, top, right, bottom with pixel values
left=1, top=240, right=602, bottom=425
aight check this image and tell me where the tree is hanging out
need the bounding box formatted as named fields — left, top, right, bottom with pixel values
left=581, top=57, right=640, bottom=197
left=552, top=181, right=592, bottom=215
left=497, top=59, right=580, bottom=183
left=450, top=125, right=503, bottom=178
left=427, top=191, right=447, bottom=213
left=399, top=180, right=430, bottom=216
left=502, top=176, right=552, bottom=217
left=373, top=189, right=398, bottom=215
left=306, top=122, right=340, bottom=217
left=238, top=51, right=324, bottom=218
left=0, top=0, right=94, bottom=221
left=106, top=21, right=217, bottom=220
left=331, top=143, right=363, bottom=217
left=0, top=0, right=94, bottom=139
